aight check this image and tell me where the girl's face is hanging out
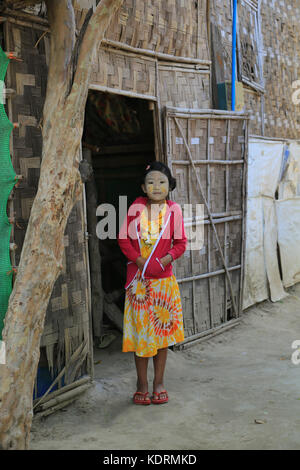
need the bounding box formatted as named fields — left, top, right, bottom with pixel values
left=142, top=171, right=169, bottom=201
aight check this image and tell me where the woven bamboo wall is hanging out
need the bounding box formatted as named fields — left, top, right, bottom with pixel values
left=3, top=18, right=91, bottom=383
left=260, top=0, right=300, bottom=138
left=243, top=89, right=262, bottom=136
left=74, top=0, right=209, bottom=60
left=158, top=64, right=211, bottom=109
left=165, top=110, right=247, bottom=337
left=210, top=0, right=300, bottom=139
left=90, top=47, right=156, bottom=98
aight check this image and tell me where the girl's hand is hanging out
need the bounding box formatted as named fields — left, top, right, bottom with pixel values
left=136, top=256, right=147, bottom=271
left=160, top=254, right=173, bottom=268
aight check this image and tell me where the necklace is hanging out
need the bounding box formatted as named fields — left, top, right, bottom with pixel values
left=140, top=201, right=167, bottom=246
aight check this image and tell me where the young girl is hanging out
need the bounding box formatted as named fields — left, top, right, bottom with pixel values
left=117, top=161, right=187, bottom=405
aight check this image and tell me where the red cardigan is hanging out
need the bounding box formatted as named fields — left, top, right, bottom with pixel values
left=117, top=196, right=187, bottom=288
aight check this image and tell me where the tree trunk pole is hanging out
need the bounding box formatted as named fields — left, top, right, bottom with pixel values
left=0, top=0, right=123, bottom=450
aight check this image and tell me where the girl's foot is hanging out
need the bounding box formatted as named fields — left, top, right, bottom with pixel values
left=134, top=381, right=150, bottom=404
left=152, top=383, right=168, bottom=404
left=133, top=391, right=151, bottom=405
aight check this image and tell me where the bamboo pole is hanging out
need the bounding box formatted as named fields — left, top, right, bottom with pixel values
left=173, top=159, right=244, bottom=165
left=32, top=340, right=87, bottom=411
left=3, top=16, right=50, bottom=31
left=174, top=318, right=240, bottom=350
left=187, top=120, right=196, bottom=334
left=224, top=120, right=230, bottom=321
left=184, top=211, right=242, bottom=224
left=249, top=134, right=295, bottom=143
left=184, top=215, right=242, bottom=228
left=5, top=21, right=16, bottom=273
left=174, top=117, right=238, bottom=317
left=206, top=118, right=213, bottom=328
left=33, top=376, right=91, bottom=408
left=2, top=8, right=49, bottom=25
left=241, top=75, right=264, bottom=94
left=102, top=39, right=212, bottom=66
left=158, top=62, right=209, bottom=71
left=34, top=383, right=91, bottom=412
left=239, top=119, right=249, bottom=315
left=80, top=146, right=94, bottom=379
left=171, top=112, right=247, bottom=120
left=155, top=59, right=164, bottom=162
left=177, top=264, right=241, bottom=284
left=89, top=83, right=157, bottom=101
left=83, top=148, right=103, bottom=340
left=34, top=397, right=84, bottom=419
left=103, top=299, right=123, bottom=332
left=167, top=106, right=249, bottom=119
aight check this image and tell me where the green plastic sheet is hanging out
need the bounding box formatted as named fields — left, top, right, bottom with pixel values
left=0, top=46, right=17, bottom=339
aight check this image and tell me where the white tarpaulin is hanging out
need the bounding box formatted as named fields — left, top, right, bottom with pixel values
left=276, top=198, right=300, bottom=287
left=278, top=142, right=300, bottom=200
left=276, top=142, right=300, bottom=288
left=243, top=197, right=268, bottom=308
left=243, top=138, right=288, bottom=309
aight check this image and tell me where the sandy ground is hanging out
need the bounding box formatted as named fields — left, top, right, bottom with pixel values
left=30, top=283, right=300, bottom=450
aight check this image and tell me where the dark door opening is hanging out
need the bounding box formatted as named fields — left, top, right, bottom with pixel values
left=82, top=90, right=157, bottom=350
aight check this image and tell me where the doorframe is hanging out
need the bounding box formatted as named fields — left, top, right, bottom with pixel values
left=80, top=88, right=164, bottom=369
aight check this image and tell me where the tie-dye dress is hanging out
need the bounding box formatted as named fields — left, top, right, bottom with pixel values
left=122, top=205, right=185, bottom=357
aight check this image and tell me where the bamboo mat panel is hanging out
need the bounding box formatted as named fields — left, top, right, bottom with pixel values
left=91, top=47, right=156, bottom=98
left=5, top=20, right=91, bottom=380
left=158, top=66, right=211, bottom=109
left=73, top=0, right=209, bottom=60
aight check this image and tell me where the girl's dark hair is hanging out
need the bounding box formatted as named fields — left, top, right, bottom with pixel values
left=142, top=161, right=176, bottom=191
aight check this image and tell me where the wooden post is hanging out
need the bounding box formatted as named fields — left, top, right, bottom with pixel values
left=206, top=118, right=213, bottom=328
left=224, top=119, right=230, bottom=321
left=83, top=148, right=103, bottom=340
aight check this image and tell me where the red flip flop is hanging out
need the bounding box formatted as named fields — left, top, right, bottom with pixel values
left=151, top=390, right=168, bottom=404
left=133, top=391, right=151, bottom=405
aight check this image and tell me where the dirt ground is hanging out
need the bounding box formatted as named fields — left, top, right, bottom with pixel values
left=30, top=283, right=300, bottom=450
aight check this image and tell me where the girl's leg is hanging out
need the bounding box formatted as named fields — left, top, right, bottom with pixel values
left=134, top=353, right=149, bottom=401
left=152, top=347, right=168, bottom=399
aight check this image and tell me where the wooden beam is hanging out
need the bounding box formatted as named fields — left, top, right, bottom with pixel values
left=3, top=0, right=42, bottom=10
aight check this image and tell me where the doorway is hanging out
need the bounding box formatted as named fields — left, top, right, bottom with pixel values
left=82, top=90, right=157, bottom=353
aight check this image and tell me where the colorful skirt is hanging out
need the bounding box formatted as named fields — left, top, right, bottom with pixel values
left=122, top=269, right=185, bottom=357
